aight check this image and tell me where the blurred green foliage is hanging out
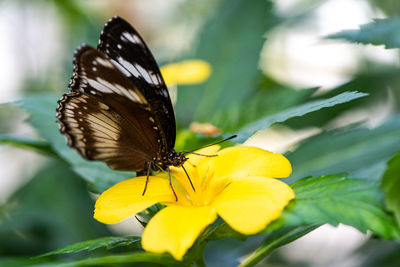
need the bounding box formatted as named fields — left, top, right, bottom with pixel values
left=0, top=160, right=111, bottom=256
left=382, top=151, right=400, bottom=227
left=1, top=0, right=400, bottom=266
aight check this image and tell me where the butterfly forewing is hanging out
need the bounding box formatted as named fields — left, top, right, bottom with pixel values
left=57, top=16, right=188, bottom=176
left=57, top=45, right=163, bottom=171
left=98, top=16, right=176, bottom=149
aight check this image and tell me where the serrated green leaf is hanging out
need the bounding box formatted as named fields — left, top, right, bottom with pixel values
left=241, top=174, right=400, bottom=266
left=287, top=115, right=400, bottom=183
left=16, top=94, right=132, bottom=193
left=326, top=16, right=400, bottom=49
left=0, top=134, right=56, bottom=157
left=283, top=174, right=400, bottom=240
left=381, top=151, right=400, bottom=226
left=39, top=236, right=141, bottom=258
left=210, top=82, right=317, bottom=132
left=285, top=69, right=400, bottom=130
left=232, top=91, right=368, bottom=142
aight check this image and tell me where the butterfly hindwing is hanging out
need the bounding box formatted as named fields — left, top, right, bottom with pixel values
left=97, top=16, right=176, bottom=149
left=57, top=46, right=163, bottom=171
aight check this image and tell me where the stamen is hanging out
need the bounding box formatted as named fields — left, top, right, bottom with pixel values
left=182, top=165, right=195, bottom=192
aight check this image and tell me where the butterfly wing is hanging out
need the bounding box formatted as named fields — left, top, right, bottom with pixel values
left=57, top=46, right=162, bottom=171
left=97, top=16, right=176, bottom=150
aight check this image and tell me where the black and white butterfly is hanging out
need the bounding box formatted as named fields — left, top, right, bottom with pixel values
left=57, top=16, right=192, bottom=198
left=57, top=16, right=235, bottom=199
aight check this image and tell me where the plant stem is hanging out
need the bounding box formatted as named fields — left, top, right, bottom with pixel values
left=239, top=224, right=320, bottom=267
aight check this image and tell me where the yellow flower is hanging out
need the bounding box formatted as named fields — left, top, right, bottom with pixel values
left=94, top=146, right=294, bottom=260
left=160, top=60, right=212, bottom=86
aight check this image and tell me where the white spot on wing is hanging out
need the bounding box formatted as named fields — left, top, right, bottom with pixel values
left=133, top=63, right=157, bottom=84
left=133, top=35, right=142, bottom=44
left=96, top=57, right=113, bottom=68
left=114, top=84, right=145, bottom=103
left=116, top=57, right=140, bottom=77
left=110, top=59, right=131, bottom=77
left=88, top=79, right=113, bottom=93
left=88, top=76, right=146, bottom=103
left=121, top=32, right=140, bottom=44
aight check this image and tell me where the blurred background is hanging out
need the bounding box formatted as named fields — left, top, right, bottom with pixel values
left=1, top=0, right=400, bottom=266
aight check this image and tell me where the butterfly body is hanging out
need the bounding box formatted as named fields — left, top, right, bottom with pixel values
left=57, top=16, right=187, bottom=174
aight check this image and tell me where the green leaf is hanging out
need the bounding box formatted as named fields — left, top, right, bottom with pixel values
left=285, top=69, right=400, bottom=130
left=16, top=94, right=132, bottom=193
left=176, top=0, right=279, bottom=124
left=39, top=236, right=141, bottom=258
left=286, top=115, right=400, bottom=183
left=232, top=91, right=368, bottom=142
left=30, top=252, right=178, bottom=267
left=287, top=114, right=400, bottom=183
left=381, top=151, right=400, bottom=226
left=210, top=81, right=318, bottom=132
left=284, top=174, right=400, bottom=240
left=326, top=16, right=400, bottom=49
left=204, top=222, right=246, bottom=242
left=239, top=224, right=320, bottom=267
left=0, top=257, right=48, bottom=267
left=0, top=134, right=57, bottom=157
left=242, top=174, right=400, bottom=266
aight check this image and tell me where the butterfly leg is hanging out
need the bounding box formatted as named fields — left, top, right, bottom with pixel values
left=142, top=161, right=152, bottom=196
left=167, top=166, right=178, bottom=201
left=181, top=165, right=195, bottom=192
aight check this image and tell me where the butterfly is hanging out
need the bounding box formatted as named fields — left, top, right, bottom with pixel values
left=57, top=16, right=193, bottom=199
left=57, top=16, right=236, bottom=199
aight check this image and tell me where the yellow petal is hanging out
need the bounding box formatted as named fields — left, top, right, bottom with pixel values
left=213, top=177, right=295, bottom=234
left=160, top=60, right=211, bottom=86
left=94, top=176, right=175, bottom=224
left=142, top=205, right=217, bottom=260
left=207, top=146, right=292, bottom=179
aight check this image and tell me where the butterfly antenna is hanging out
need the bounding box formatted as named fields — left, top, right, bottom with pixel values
left=168, top=166, right=178, bottom=201
left=182, top=135, right=237, bottom=156
left=142, top=162, right=152, bottom=196
left=181, top=165, right=195, bottom=192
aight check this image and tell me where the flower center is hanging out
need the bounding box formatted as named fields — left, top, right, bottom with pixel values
left=173, top=164, right=229, bottom=207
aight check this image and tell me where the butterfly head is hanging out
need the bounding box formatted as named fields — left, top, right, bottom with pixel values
left=167, top=151, right=187, bottom=167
